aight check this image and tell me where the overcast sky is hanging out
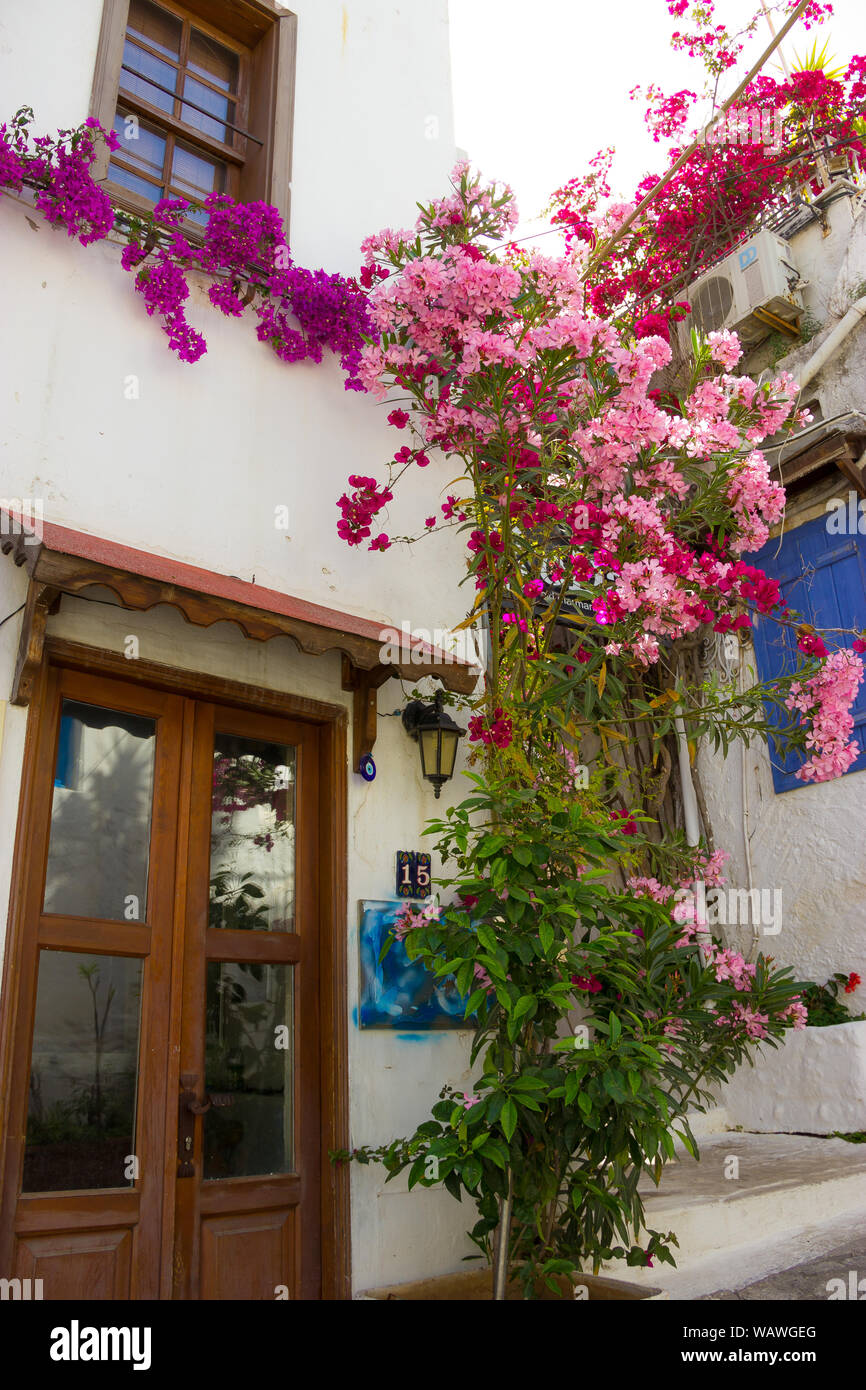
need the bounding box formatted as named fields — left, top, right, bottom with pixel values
left=448, top=0, right=864, bottom=241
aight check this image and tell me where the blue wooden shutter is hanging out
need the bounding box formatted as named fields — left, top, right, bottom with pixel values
left=749, top=509, right=866, bottom=793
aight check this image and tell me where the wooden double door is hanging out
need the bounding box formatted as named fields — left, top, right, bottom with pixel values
left=0, top=659, right=342, bottom=1299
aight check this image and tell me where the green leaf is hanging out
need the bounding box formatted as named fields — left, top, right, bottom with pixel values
left=675, top=1128, right=698, bottom=1159
left=486, top=1091, right=505, bottom=1123
left=513, top=995, right=537, bottom=1022
left=501, top=1097, right=518, bottom=1142
left=476, top=924, right=497, bottom=954
left=463, top=988, right=486, bottom=1018
left=462, top=1157, right=482, bottom=1190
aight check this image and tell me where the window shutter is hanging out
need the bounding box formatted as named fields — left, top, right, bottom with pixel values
left=89, top=0, right=133, bottom=183
left=750, top=509, right=866, bottom=792
left=239, top=12, right=295, bottom=232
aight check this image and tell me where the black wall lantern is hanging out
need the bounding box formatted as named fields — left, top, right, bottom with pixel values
left=402, top=690, right=466, bottom=797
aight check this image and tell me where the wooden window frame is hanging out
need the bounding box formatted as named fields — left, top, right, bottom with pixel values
left=90, top=0, right=296, bottom=233
left=111, top=1, right=252, bottom=210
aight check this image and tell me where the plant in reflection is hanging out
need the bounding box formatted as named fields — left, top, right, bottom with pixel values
left=205, top=961, right=288, bottom=1097
left=208, top=871, right=271, bottom=932
left=27, top=963, right=136, bottom=1150
left=210, top=745, right=297, bottom=932
left=212, top=751, right=294, bottom=853
left=203, top=961, right=291, bottom=1178
left=78, top=963, right=114, bottom=1136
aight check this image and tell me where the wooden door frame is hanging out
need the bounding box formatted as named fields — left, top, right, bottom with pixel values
left=0, top=636, right=351, bottom=1301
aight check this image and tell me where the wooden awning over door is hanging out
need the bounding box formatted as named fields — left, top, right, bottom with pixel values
left=1, top=511, right=480, bottom=766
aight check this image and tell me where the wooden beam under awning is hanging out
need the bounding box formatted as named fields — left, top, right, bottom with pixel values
left=773, top=425, right=866, bottom=496
left=0, top=513, right=480, bottom=769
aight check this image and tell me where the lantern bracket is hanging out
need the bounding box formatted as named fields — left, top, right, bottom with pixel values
left=341, top=656, right=393, bottom=773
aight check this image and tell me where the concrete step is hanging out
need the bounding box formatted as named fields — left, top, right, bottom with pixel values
left=600, top=1132, right=866, bottom=1299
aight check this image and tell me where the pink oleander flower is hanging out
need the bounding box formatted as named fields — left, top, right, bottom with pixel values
left=785, top=649, right=865, bottom=783
left=707, top=329, right=742, bottom=371
left=782, top=999, right=808, bottom=1029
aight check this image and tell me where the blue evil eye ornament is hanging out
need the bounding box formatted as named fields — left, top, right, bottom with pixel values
left=359, top=753, right=376, bottom=782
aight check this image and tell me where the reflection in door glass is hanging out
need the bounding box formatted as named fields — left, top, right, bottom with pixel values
left=23, top=951, right=142, bottom=1192
left=209, top=735, right=296, bottom=933
left=43, top=701, right=156, bottom=921
left=203, top=962, right=293, bottom=1179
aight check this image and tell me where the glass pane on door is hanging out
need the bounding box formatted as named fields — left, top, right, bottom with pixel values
left=203, top=961, right=294, bottom=1179
left=23, top=951, right=143, bottom=1192
left=43, top=701, right=156, bottom=921
left=209, top=734, right=296, bottom=933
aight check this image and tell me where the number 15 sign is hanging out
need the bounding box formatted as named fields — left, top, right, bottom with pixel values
left=396, top=851, right=432, bottom=898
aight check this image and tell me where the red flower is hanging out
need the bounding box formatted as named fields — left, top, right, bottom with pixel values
left=611, top=808, right=638, bottom=835
left=387, top=409, right=409, bottom=429
left=571, top=974, right=603, bottom=993
left=797, top=631, right=828, bottom=659
left=845, top=973, right=861, bottom=994
left=853, top=639, right=866, bottom=655
left=467, top=707, right=512, bottom=750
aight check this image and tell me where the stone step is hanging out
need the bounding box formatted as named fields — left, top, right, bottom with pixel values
left=599, top=1132, right=866, bottom=1298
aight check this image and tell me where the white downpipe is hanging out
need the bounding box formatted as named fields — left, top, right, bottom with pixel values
left=674, top=712, right=701, bottom=847
left=796, top=296, right=866, bottom=393
left=674, top=670, right=710, bottom=963
left=738, top=659, right=759, bottom=962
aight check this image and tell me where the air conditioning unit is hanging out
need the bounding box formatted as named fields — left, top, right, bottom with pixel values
left=681, top=229, right=803, bottom=351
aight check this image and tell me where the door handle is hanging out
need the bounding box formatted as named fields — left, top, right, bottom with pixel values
left=180, top=1072, right=235, bottom=1114
left=177, top=1073, right=234, bottom=1177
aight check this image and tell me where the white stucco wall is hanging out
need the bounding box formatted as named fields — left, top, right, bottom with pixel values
left=0, top=0, right=479, bottom=1294
left=723, top=1021, right=866, bottom=1134
left=697, top=717, right=866, bottom=982
left=788, top=193, right=860, bottom=331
